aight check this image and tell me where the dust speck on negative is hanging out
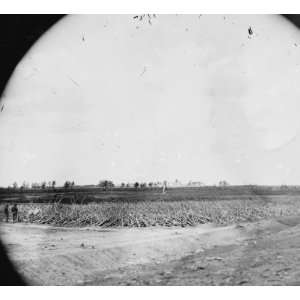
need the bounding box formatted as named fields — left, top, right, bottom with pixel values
left=248, top=26, right=253, bottom=36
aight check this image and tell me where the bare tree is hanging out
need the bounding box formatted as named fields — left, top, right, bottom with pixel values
left=99, top=180, right=114, bottom=191
left=63, top=181, right=70, bottom=189
left=218, top=180, right=229, bottom=187
left=31, top=182, right=40, bottom=189
left=134, top=182, right=140, bottom=190
left=21, top=181, right=26, bottom=190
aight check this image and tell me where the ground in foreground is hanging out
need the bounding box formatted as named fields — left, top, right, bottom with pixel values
left=1, top=215, right=300, bottom=285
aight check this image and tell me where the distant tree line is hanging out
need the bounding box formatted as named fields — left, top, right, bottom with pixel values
left=8, top=180, right=74, bottom=191
left=6, top=179, right=235, bottom=192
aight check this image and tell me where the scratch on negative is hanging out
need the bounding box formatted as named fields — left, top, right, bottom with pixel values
left=140, top=66, right=147, bottom=76
left=67, top=76, right=80, bottom=87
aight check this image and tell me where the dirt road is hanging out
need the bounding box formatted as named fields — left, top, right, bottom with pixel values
left=1, top=216, right=300, bottom=285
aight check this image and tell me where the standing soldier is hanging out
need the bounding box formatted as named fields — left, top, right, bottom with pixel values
left=4, top=204, right=9, bottom=222
left=162, top=180, right=167, bottom=194
left=11, top=204, right=18, bottom=223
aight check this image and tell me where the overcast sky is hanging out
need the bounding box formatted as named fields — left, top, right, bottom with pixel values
left=1, top=14, right=300, bottom=186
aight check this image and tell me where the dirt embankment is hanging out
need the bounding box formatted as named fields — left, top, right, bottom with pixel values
left=1, top=216, right=300, bottom=285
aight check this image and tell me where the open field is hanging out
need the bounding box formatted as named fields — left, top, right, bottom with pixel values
left=2, top=185, right=300, bottom=204
left=1, top=187, right=300, bottom=285
left=1, top=187, right=300, bottom=227
left=1, top=216, right=300, bottom=285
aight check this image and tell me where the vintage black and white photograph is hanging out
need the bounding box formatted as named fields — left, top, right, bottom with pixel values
left=1, top=13, right=300, bottom=286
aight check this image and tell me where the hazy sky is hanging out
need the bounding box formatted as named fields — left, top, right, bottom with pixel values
left=1, top=14, right=300, bottom=186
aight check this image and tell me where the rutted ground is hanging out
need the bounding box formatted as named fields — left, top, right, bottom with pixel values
left=1, top=216, right=300, bottom=285
left=88, top=217, right=300, bottom=286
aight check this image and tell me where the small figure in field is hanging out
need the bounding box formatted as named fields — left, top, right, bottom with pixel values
left=162, top=180, right=167, bottom=194
left=11, top=204, right=18, bottom=223
left=4, top=204, right=9, bottom=222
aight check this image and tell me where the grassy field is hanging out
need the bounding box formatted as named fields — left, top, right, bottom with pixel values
left=1, top=187, right=300, bottom=227
left=1, top=185, right=300, bottom=203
